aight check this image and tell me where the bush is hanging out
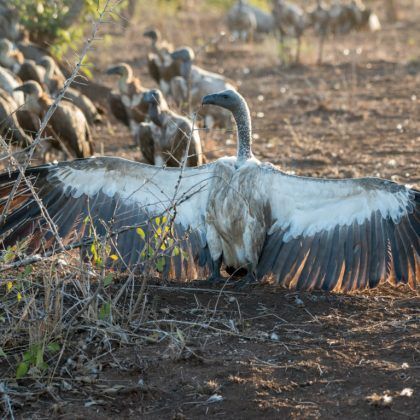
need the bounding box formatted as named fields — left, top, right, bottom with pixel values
left=10, top=0, right=127, bottom=58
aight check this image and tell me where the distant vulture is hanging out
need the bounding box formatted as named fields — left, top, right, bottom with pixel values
left=38, top=56, right=102, bottom=125
left=141, top=89, right=203, bottom=167
left=143, top=29, right=174, bottom=88
left=227, top=0, right=257, bottom=42
left=0, top=90, right=418, bottom=291
left=170, top=47, right=235, bottom=128
left=15, top=81, right=94, bottom=159
left=105, top=63, right=148, bottom=132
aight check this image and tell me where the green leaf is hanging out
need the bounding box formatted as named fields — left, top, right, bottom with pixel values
left=16, top=361, right=29, bottom=379
left=99, top=302, right=111, bottom=321
left=156, top=257, right=166, bottom=272
left=103, top=273, right=113, bottom=287
left=24, top=266, right=33, bottom=276
left=35, top=347, right=44, bottom=369
left=47, top=342, right=60, bottom=353
left=23, top=350, right=34, bottom=363
left=136, top=227, right=146, bottom=240
left=0, top=347, right=6, bottom=358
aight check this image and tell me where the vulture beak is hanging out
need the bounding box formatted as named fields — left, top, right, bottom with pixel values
left=13, top=85, right=27, bottom=94
left=13, top=81, right=43, bottom=98
left=143, top=30, right=157, bottom=41
left=105, top=65, right=122, bottom=76
left=202, top=93, right=218, bottom=107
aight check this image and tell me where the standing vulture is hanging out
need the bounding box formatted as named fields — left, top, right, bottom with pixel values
left=170, top=47, right=235, bottom=128
left=14, top=81, right=94, bottom=159
left=272, top=0, right=308, bottom=63
left=105, top=63, right=148, bottom=132
left=0, top=90, right=418, bottom=292
left=226, top=0, right=257, bottom=42
left=38, top=56, right=102, bottom=125
left=0, top=38, right=45, bottom=85
left=143, top=29, right=174, bottom=88
left=141, top=89, right=203, bottom=167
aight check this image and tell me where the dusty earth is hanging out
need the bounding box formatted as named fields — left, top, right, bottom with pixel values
left=1, top=0, right=419, bottom=419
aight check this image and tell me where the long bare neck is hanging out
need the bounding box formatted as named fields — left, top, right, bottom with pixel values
left=232, top=95, right=252, bottom=165
left=44, top=62, right=54, bottom=82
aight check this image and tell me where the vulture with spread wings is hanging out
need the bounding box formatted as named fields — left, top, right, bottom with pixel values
left=0, top=90, right=418, bottom=291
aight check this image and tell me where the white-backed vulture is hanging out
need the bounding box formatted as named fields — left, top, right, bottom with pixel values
left=170, top=47, right=235, bottom=128
left=105, top=63, right=148, bottom=133
left=227, top=0, right=257, bottom=42
left=143, top=29, right=173, bottom=60
left=0, top=89, right=418, bottom=292
left=143, top=29, right=174, bottom=88
left=38, top=56, right=102, bottom=125
left=0, top=38, right=45, bottom=85
left=328, top=0, right=380, bottom=35
left=272, top=0, right=308, bottom=63
left=14, top=81, right=94, bottom=159
left=0, top=88, right=32, bottom=146
left=142, top=89, right=203, bottom=167
left=308, top=0, right=330, bottom=64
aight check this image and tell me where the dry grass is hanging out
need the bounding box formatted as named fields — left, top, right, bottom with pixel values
left=1, top=0, right=420, bottom=418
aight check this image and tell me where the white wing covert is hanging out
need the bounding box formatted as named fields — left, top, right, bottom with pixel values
left=258, top=165, right=419, bottom=291
left=0, top=157, right=215, bottom=277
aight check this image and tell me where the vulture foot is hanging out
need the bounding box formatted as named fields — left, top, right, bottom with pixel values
left=198, top=274, right=229, bottom=287
left=231, top=273, right=259, bottom=290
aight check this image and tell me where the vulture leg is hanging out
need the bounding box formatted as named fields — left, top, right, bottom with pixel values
left=279, top=31, right=285, bottom=64
left=200, top=255, right=224, bottom=286
left=317, top=34, right=325, bottom=64
left=232, top=264, right=259, bottom=289
left=295, top=36, right=301, bottom=63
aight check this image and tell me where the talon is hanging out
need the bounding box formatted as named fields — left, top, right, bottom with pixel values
left=231, top=274, right=259, bottom=290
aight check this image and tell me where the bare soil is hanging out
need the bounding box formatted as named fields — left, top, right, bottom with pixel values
left=1, top=1, right=419, bottom=419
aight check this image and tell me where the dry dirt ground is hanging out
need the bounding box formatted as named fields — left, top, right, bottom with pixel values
left=1, top=1, right=419, bottom=419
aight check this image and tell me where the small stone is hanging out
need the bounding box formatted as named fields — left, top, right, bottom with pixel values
left=400, top=388, right=413, bottom=397
left=206, top=394, right=223, bottom=403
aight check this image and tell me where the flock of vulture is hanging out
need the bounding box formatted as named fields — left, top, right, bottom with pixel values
left=228, top=0, right=381, bottom=62
left=0, top=1, right=418, bottom=293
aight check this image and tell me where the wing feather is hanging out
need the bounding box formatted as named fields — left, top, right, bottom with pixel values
left=0, top=157, right=215, bottom=278
left=260, top=166, right=419, bottom=290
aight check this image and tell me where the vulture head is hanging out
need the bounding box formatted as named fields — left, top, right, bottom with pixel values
left=14, top=80, right=44, bottom=112
left=105, top=63, right=133, bottom=80
left=143, top=89, right=169, bottom=125
left=170, top=47, right=195, bottom=78
left=202, top=89, right=244, bottom=112
left=203, top=89, right=252, bottom=166
left=143, top=29, right=160, bottom=45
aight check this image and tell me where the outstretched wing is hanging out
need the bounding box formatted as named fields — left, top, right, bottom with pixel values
left=258, top=165, right=419, bottom=291
left=0, top=157, right=215, bottom=277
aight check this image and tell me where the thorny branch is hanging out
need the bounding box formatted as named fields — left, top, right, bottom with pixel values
left=0, top=0, right=118, bottom=242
